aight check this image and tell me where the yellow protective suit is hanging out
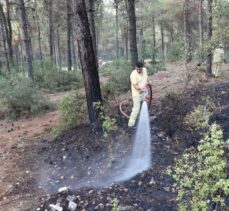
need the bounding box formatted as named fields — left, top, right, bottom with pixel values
left=128, top=68, right=148, bottom=127
left=212, top=47, right=224, bottom=77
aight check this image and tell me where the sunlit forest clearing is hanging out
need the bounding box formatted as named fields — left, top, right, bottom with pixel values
left=0, top=0, right=228, bottom=210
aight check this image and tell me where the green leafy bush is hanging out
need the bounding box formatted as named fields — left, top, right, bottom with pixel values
left=0, top=77, right=54, bottom=119
left=100, top=60, right=131, bottom=94
left=33, top=61, right=83, bottom=92
left=167, top=41, right=184, bottom=62
left=94, top=102, right=117, bottom=138
left=146, top=62, right=166, bottom=75
left=185, top=97, right=216, bottom=131
left=112, top=198, right=120, bottom=211
left=167, top=124, right=229, bottom=211
left=57, top=90, right=86, bottom=132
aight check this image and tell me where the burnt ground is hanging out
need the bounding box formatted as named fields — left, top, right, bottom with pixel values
left=37, top=82, right=229, bottom=211
left=0, top=66, right=228, bottom=211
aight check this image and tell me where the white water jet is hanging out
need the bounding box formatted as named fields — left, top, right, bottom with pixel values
left=116, top=101, right=151, bottom=182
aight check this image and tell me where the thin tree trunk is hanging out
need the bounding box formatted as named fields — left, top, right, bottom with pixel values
left=124, top=23, right=129, bottom=60
left=17, top=25, right=24, bottom=68
left=6, top=0, right=13, bottom=61
left=207, top=0, right=213, bottom=76
left=48, top=0, right=54, bottom=62
left=19, top=0, right=33, bottom=79
left=115, top=3, right=119, bottom=59
left=67, top=0, right=72, bottom=71
left=71, top=28, right=77, bottom=66
left=152, top=15, right=156, bottom=63
left=128, top=0, right=138, bottom=68
left=34, top=4, right=43, bottom=61
left=184, top=0, right=192, bottom=63
left=74, top=0, right=102, bottom=125
left=56, top=28, right=62, bottom=68
left=0, top=5, right=10, bottom=75
left=160, top=21, right=165, bottom=61
left=198, top=0, right=204, bottom=49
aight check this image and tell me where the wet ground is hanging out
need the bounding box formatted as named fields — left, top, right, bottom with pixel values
left=39, top=82, right=229, bottom=211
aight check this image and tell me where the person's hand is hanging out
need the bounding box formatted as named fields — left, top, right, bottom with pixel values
left=147, top=81, right=152, bottom=86
left=140, top=87, right=146, bottom=92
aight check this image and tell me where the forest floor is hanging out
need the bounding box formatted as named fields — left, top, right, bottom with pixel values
left=0, top=63, right=228, bottom=211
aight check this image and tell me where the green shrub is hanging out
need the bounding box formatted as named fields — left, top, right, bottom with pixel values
left=112, top=198, right=120, bottom=211
left=57, top=90, right=86, bottom=132
left=185, top=97, right=216, bottom=131
left=0, top=77, right=54, bottom=119
left=94, top=102, right=117, bottom=138
left=185, top=105, right=212, bottom=131
left=167, top=124, right=229, bottom=211
left=100, top=60, right=131, bottom=94
left=167, top=41, right=184, bottom=62
left=146, top=62, right=166, bottom=75
left=33, top=61, right=83, bottom=92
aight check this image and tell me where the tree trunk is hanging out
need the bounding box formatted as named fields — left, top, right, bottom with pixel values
left=6, top=0, right=13, bottom=61
left=198, top=0, right=204, bottom=49
left=71, top=28, right=77, bottom=66
left=128, top=0, right=138, bottom=68
left=48, top=0, right=54, bottom=62
left=34, top=2, right=43, bottom=61
left=124, top=23, right=129, bottom=60
left=207, top=0, right=213, bottom=76
left=67, top=0, right=72, bottom=71
left=74, top=0, right=102, bottom=125
left=56, top=28, right=62, bottom=67
left=86, top=0, right=98, bottom=66
left=160, top=21, right=165, bottom=61
left=152, top=15, right=156, bottom=63
left=184, top=0, right=192, bottom=63
left=115, top=3, right=119, bottom=59
left=19, top=0, right=33, bottom=79
left=0, top=4, right=10, bottom=75
left=17, top=24, right=24, bottom=68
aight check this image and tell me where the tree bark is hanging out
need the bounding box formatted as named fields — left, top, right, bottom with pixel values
left=0, top=4, right=10, bottom=74
left=115, top=2, right=119, bottom=59
left=34, top=1, right=43, bottom=61
left=198, top=0, right=204, bottom=49
left=184, top=0, right=192, bottom=63
left=56, top=28, right=62, bottom=67
left=124, top=23, right=128, bottom=60
left=67, top=0, right=72, bottom=71
left=128, top=0, right=138, bottom=68
left=48, top=0, right=54, bottom=62
left=86, top=0, right=98, bottom=66
left=152, top=15, right=156, bottom=63
left=71, top=28, right=77, bottom=66
left=5, top=0, right=13, bottom=61
left=19, top=0, right=33, bottom=79
left=160, top=21, right=165, bottom=61
left=207, top=0, right=213, bottom=76
left=74, top=0, right=102, bottom=125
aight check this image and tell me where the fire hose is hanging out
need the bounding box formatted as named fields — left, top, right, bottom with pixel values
left=119, top=84, right=153, bottom=119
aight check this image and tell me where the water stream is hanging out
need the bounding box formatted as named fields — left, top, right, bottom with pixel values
left=115, top=101, right=151, bottom=182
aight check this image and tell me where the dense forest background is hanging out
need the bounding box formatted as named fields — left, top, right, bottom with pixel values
left=0, top=0, right=228, bottom=122
left=0, top=0, right=228, bottom=75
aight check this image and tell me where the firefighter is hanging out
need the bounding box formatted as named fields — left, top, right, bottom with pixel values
left=212, top=44, right=225, bottom=77
left=128, top=61, right=149, bottom=127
